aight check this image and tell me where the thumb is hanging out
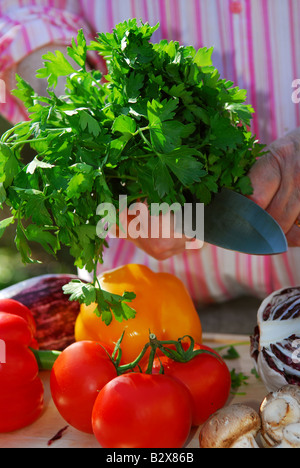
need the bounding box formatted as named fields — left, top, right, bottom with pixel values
left=247, top=152, right=281, bottom=210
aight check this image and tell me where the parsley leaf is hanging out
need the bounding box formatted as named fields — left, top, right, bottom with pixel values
left=36, top=50, right=75, bottom=88
left=62, top=279, right=136, bottom=326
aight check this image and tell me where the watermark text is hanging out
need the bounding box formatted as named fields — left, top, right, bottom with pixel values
left=0, top=339, right=6, bottom=364
left=292, top=79, right=300, bottom=104
left=0, top=79, right=5, bottom=104
left=96, top=196, right=204, bottom=250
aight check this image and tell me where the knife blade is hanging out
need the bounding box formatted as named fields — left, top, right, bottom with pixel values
left=199, top=188, right=287, bottom=255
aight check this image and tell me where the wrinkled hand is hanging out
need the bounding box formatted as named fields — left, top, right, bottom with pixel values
left=249, top=127, right=300, bottom=246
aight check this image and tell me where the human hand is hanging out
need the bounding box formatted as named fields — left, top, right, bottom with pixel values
left=248, top=127, right=300, bottom=246
left=115, top=202, right=203, bottom=260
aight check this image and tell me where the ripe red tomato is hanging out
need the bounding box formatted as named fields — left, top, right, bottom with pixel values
left=50, top=340, right=117, bottom=433
left=0, top=376, right=44, bottom=433
left=150, top=344, right=231, bottom=426
left=92, top=372, right=193, bottom=448
left=0, top=298, right=37, bottom=347
left=0, top=310, right=44, bottom=432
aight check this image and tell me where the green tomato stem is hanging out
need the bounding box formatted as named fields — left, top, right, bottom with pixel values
left=114, top=333, right=217, bottom=375
left=116, top=342, right=151, bottom=375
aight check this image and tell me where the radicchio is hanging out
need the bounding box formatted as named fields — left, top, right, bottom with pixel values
left=0, top=274, right=81, bottom=350
left=250, top=287, right=300, bottom=392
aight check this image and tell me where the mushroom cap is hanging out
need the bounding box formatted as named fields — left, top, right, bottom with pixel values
left=260, top=384, right=300, bottom=410
left=260, top=385, right=300, bottom=446
left=199, top=404, right=261, bottom=448
left=281, top=423, right=300, bottom=447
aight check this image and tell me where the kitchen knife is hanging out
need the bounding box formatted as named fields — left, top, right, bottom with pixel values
left=198, top=188, right=287, bottom=255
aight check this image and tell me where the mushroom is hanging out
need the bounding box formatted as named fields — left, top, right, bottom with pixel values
left=275, top=423, right=300, bottom=448
left=259, top=385, right=300, bottom=447
left=199, top=404, right=261, bottom=448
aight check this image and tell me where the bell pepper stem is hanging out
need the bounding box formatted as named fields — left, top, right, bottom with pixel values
left=30, top=348, right=61, bottom=371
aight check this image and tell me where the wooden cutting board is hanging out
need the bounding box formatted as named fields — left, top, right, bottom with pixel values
left=0, top=334, right=268, bottom=449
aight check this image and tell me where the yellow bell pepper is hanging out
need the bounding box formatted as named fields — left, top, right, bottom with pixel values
left=75, top=264, right=202, bottom=364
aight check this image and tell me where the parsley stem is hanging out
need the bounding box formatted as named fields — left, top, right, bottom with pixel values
left=1, top=122, right=31, bottom=143
left=214, top=341, right=250, bottom=352
left=137, top=128, right=151, bottom=148
left=134, top=155, right=152, bottom=160
left=92, top=261, right=98, bottom=285
left=132, top=126, right=150, bottom=137
left=9, top=137, right=49, bottom=149
left=106, top=174, right=137, bottom=181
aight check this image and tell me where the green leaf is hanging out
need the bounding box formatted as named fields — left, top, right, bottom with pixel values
left=164, top=154, right=206, bottom=186
left=195, top=183, right=213, bottom=205
left=147, top=98, right=179, bottom=126
left=147, top=98, right=189, bottom=152
left=0, top=143, right=19, bottom=187
left=11, top=75, right=36, bottom=109
left=36, top=50, right=75, bottom=88
left=125, top=72, right=144, bottom=100
left=15, top=224, right=37, bottom=264
left=79, top=111, right=101, bottom=137
left=24, top=193, right=53, bottom=226
left=153, top=158, right=174, bottom=197
left=62, top=279, right=136, bottom=325
left=226, top=102, right=254, bottom=125
left=230, top=368, right=249, bottom=391
left=210, top=116, right=244, bottom=149
left=193, top=46, right=214, bottom=67
left=0, top=183, right=6, bottom=204
left=0, top=216, right=15, bottom=239
left=25, top=225, right=59, bottom=256
left=62, top=279, right=97, bottom=305
left=236, top=175, right=253, bottom=195
left=112, top=115, right=137, bottom=135
left=150, top=120, right=184, bottom=153
left=67, top=172, right=94, bottom=198
left=67, top=29, right=87, bottom=69
left=102, top=290, right=136, bottom=323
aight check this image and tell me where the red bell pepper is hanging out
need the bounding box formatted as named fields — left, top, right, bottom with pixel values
left=0, top=299, right=44, bottom=433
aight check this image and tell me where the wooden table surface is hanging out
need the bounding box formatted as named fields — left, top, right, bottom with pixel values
left=0, top=333, right=268, bottom=449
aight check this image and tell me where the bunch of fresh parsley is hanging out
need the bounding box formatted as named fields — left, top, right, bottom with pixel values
left=0, top=19, right=264, bottom=324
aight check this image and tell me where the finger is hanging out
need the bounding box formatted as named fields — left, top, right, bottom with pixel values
left=266, top=183, right=300, bottom=233
left=248, top=150, right=300, bottom=234
left=147, top=237, right=188, bottom=260
left=262, top=145, right=300, bottom=233
left=248, top=152, right=281, bottom=209
left=286, top=224, right=300, bottom=247
left=132, top=234, right=191, bottom=260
